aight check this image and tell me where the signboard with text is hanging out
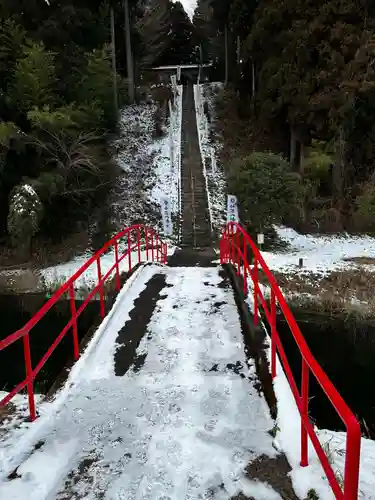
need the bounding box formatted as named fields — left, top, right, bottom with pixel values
left=160, top=196, right=173, bottom=237
left=227, top=194, right=239, bottom=232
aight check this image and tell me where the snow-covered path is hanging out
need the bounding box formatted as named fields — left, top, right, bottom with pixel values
left=0, top=265, right=278, bottom=500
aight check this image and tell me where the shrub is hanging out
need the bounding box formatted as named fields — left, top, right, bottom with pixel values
left=303, top=140, right=334, bottom=197
left=75, top=47, right=116, bottom=127
left=10, top=41, right=56, bottom=111
left=353, top=179, right=375, bottom=232
left=228, top=151, right=303, bottom=233
left=7, top=182, right=44, bottom=252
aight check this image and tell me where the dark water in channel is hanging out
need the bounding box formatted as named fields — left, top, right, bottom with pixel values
left=270, top=309, right=375, bottom=438
left=0, top=293, right=112, bottom=393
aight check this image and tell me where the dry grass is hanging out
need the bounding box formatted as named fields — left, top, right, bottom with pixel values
left=259, top=267, right=375, bottom=319
left=0, top=229, right=90, bottom=270
left=343, top=256, right=375, bottom=265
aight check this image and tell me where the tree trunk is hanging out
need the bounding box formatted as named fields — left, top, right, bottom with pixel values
left=124, top=0, right=135, bottom=103
left=333, top=125, right=346, bottom=211
left=110, top=8, right=118, bottom=115
left=290, top=126, right=297, bottom=168
left=251, top=60, right=256, bottom=98
left=237, top=35, right=240, bottom=65
left=224, top=24, right=229, bottom=85
left=299, top=142, right=305, bottom=176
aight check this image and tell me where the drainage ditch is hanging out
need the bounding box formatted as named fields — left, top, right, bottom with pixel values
left=271, top=308, right=375, bottom=438
left=0, top=291, right=116, bottom=394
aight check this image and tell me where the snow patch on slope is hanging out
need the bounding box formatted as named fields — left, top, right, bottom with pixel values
left=194, top=83, right=226, bottom=235
left=111, top=87, right=182, bottom=241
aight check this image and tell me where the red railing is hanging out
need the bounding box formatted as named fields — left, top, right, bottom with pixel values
left=220, top=222, right=361, bottom=500
left=0, top=225, right=167, bottom=422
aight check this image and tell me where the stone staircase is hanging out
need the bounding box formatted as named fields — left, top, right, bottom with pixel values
left=180, top=84, right=212, bottom=248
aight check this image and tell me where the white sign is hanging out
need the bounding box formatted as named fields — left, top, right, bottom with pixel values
left=160, top=196, right=173, bottom=236
left=257, top=233, right=264, bottom=245
left=227, top=194, right=239, bottom=231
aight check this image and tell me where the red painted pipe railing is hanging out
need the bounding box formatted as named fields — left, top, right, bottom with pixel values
left=0, top=224, right=168, bottom=421
left=220, top=222, right=361, bottom=500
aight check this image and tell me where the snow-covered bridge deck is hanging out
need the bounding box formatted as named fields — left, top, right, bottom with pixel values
left=0, top=265, right=279, bottom=500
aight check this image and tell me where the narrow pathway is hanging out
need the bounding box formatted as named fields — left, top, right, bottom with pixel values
left=180, top=84, right=212, bottom=248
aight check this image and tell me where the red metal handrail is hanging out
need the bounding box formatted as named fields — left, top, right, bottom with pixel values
left=220, top=222, right=361, bottom=500
left=0, top=224, right=168, bottom=421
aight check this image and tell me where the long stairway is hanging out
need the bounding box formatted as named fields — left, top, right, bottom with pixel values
left=180, top=84, right=212, bottom=248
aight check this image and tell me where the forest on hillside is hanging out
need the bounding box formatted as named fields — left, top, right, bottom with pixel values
left=0, top=0, right=196, bottom=257
left=195, top=0, right=375, bottom=235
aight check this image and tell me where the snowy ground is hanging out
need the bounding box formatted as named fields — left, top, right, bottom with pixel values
left=194, top=83, right=227, bottom=236
left=262, top=226, right=375, bottom=276
left=0, top=265, right=282, bottom=499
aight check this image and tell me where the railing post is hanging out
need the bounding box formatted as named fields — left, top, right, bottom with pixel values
left=156, top=235, right=160, bottom=262
left=243, top=238, right=248, bottom=294
left=151, top=233, right=155, bottom=261
left=164, top=242, right=168, bottom=264
left=128, top=231, right=132, bottom=273
left=300, top=358, right=309, bottom=467
left=236, top=230, right=241, bottom=275
left=114, top=240, right=121, bottom=292
left=253, top=256, right=259, bottom=326
left=145, top=228, right=149, bottom=261
left=230, top=226, right=235, bottom=265
left=343, top=421, right=361, bottom=500
left=97, top=257, right=105, bottom=319
left=271, top=289, right=276, bottom=378
left=69, top=284, right=80, bottom=361
left=23, top=331, right=36, bottom=421
left=137, top=227, right=141, bottom=264
left=227, top=228, right=231, bottom=264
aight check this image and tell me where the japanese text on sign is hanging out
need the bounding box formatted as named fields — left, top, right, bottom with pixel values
left=160, top=196, right=173, bottom=236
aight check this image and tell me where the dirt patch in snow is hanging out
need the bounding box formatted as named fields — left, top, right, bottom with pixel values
left=114, top=272, right=167, bottom=376
left=245, top=454, right=299, bottom=499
